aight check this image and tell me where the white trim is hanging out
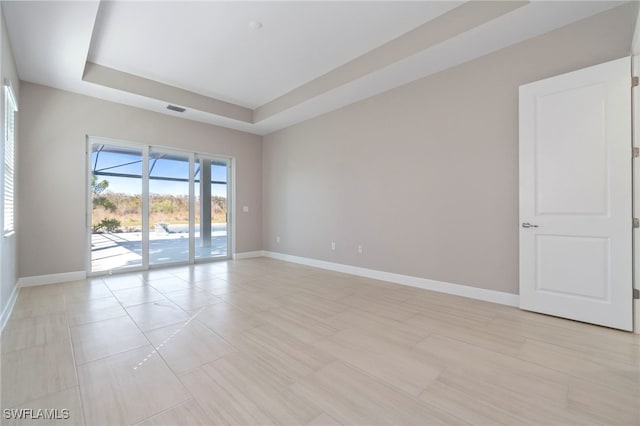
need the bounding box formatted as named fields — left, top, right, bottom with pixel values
left=229, top=158, right=235, bottom=260
left=635, top=300, right=639, bottom=335
left=233, top=250, right=265, bottom=260
left=634, top=55, right=640, bottom=334
left=4, top=79, right=18, bottom=110
left=17, top=271, right=86, bottom=288
left=188, top=152, right=195, bottom=264
left=1, top=283, right=20, bottom=331
left=263, top=251, right=519, bottom=307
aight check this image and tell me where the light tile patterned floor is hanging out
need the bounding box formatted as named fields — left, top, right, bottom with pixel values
left=1, top=258, right=639, bottom=425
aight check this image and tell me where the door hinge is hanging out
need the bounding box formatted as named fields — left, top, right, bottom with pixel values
left=633, top=76, right=639, bottom=87
left=634, top=147, right=639, bottom=158
left=633, top=218, right=639, bottom=228
left=634, top=288, right=639, bottom=300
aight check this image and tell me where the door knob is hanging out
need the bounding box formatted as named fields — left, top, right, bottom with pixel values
left=522, top=222, right=539, bottom=228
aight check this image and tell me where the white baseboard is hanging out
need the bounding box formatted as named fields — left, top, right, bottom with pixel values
left=17, top=271, right=87, bottom=288
left=1, top=283, right=20, bottom=331
left=263, top=251, right=519, bottom=307
left=233, top=251, right=265, bottom=260
left=635, top=299, right=639, bottom=335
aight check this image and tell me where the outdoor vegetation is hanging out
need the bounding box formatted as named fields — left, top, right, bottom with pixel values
left=91, top=175, right=227, bottom=233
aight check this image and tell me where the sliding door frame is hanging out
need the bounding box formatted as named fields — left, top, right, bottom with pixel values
left=147, top=146, right=195, bottom=269
left=86, top=136, right=148, bottom=276
left=86, top=136, right=234, bottom=277
left=194, top=153, right=232, bottom=264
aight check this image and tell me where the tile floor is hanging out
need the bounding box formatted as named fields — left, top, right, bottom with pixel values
left=1, top=258, right=639, bottom=425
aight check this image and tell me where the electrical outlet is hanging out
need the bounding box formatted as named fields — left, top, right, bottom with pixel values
left=331, top=242, right=336, bottom=251
left=242, top=206, right=249, bottom=212
left=276, top=236, right=280, bottom=244
left=357, top=244, right=363, bottom=254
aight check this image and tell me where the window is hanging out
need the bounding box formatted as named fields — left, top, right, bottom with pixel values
left=4, top=82, right=17, bottom=235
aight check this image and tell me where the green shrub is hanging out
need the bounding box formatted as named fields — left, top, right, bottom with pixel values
left=93, top=218, right=121, bottom=233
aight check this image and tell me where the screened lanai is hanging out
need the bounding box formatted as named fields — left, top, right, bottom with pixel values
left=90, top=143, right=229, bottom=273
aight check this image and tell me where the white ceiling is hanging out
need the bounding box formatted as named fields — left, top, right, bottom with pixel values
left=89, top=1, right=461, bottom=108
left=1, top=1, right=630, bottom=135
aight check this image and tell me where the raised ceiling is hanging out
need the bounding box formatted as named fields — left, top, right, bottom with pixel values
left=89, top=1, right=462, bottom=109
left=2, top=1, right=630, bottom=135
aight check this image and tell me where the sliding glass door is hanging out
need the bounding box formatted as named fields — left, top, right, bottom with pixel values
left=90, top=143, right=145, bottom=273
left=149, top=149, right=192, bottom=266
left=195, top=155, right=229, bottom=261
left=88, top=138, right=231, bottom=274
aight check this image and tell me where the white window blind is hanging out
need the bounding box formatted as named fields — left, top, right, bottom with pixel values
left=4, top=82, right=17, bottom=235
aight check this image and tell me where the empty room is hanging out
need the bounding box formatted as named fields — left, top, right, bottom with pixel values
left=1, top=1, right=639, bottom=425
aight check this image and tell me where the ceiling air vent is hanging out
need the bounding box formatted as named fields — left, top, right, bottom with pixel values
left=167, top=104, right=186, bottom=113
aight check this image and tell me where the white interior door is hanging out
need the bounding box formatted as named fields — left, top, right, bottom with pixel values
left=519, top=56, right=633, bottom=331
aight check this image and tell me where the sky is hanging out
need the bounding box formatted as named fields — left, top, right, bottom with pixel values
left=92, top=149, right=228, bottom=197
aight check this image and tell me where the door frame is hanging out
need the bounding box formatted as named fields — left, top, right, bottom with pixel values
left=85, top=136, right=148, bottom=276
left=633, top=55, right=639, bottom=334
left=147, top=146, right=195, bottom=269
left=193, top=153, right=232, bottom=265
left=85, top=136, right=234, bottom=276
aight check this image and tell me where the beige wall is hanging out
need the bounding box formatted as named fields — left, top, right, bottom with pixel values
left=1, top=4, right=20, bottom=317
left=633, top=3, right=640, bottom=55
left=17, top=83, right=262, bottom=278
left=263, top=3, right=637, bottom=295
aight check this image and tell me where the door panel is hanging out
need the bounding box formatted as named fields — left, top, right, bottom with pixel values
left=194, top=155, right=230, bottom=261
left=148, top=149, right=191, bottom=266
left=536, top=235, right=609, bottom=300
left=519, top=56, right=632, bottom=331
left=90, top=143, right=144, bottom=273
left=535, top=83, right=608, bottom=215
